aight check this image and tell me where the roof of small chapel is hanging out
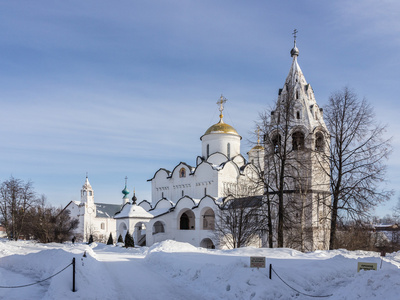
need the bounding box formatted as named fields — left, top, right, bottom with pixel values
left=114, top=203, right=154, bottom=219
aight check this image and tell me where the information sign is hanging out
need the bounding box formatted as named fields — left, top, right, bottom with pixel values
left=357, top=262, right=377, bottom=272
left=250, top=256, right=266, bottom=268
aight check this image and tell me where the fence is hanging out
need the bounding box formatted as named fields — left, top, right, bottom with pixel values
left=0, top=257, right=76, bottom=292
left=268, top=263, right=333, bottom=298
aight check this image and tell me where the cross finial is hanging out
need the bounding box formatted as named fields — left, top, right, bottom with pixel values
left=86, top=172, right=88, bottom=178
left=216, top=94, right=227, bottom=120
left=125, top=176, right=128, bottom=186
left=256, top=126, right=260, bottom=145
left=292, top=29, right=298, bottom=45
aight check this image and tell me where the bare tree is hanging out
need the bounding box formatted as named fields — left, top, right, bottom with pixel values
left=0, top=176, right=38, bottom=240
left=214, top=182, right=266, bottom=249
left=20, top=196, right=79, bottom=243
left=24, top=195, right=56, bottom=242
left=261, top=92, right=315, bottom=249
left=324, top=87, right=392, bottom=249
left=215, top=195, right=265, bottom=248
left=53, top=208, right=79, bottom=243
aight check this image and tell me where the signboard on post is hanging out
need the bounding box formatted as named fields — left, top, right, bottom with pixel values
left=357, top=262, right=377, bottom=272
left=250, top=256, right=266, bottom=268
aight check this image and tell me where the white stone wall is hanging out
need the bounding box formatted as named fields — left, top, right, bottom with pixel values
left=201, top=133, right=240, bottom=159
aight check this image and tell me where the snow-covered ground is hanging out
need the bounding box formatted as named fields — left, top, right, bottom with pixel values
left=0, top=240, right=399, bottom=300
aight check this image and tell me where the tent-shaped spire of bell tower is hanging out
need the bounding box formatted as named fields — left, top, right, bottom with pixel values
left=81, top=173, right=94, bottom=206
left=274, top=30, right=327, bottom=131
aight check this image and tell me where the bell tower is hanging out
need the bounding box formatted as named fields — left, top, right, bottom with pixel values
left=265, top=31, right=331, bottom=251
left=81, top=175, right=94, bottom=207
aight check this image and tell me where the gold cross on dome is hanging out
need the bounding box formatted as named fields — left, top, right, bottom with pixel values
left=256, top=126, right=260, bottom=145
left=216, top=95, right=227, bottom=119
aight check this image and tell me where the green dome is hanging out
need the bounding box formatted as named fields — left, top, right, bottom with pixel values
left=122, top=186, right=129, bottom=197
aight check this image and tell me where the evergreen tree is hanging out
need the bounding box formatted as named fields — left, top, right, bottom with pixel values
left=118, top=234, right=123, bottom=243
left=107, top=233, right=113, bottom=245
left=124, top=231, right=135, bottom=248
left=88, top=234, right=94, bottom=244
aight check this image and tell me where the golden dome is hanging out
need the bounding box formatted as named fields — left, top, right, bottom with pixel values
left=250, top=145, right=264, bottom=151
left=203, top=119, right=240, bottom=136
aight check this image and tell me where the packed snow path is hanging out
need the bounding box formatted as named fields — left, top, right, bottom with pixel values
left=93, top=245, right=203, bottom=300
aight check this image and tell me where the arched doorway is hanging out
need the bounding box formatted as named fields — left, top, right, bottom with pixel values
left=179, top=209, right=195, bottom=230
left=134, top=222, right=147, bottom=246
left=200, top=238, right=215, bottom=249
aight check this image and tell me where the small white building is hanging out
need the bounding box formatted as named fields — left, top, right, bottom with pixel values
left=64, top=177, right=122, bottom=243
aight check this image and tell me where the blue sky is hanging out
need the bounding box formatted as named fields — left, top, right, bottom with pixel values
left=0, top=1, right=399, bottom=216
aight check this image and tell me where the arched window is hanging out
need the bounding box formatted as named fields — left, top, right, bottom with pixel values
left=295, top=90, right=299, bottom=99
left=179, top=168, right=186, bottom=178
left=292, top=131, right=305, bottom=150
left=315, top=132, right=324, bottom=152
left=162, top=192, right=164, bottom=198
left=153, top=221, right=165, bottom=234
left=202, top=209, right=215, bottom=230
left=296, top=111, right=300, bottom=119
left=101, top=223, right=105, bottom=230
left=227, top=143, right=231, bottom=159
left=204, top=188, right=207, bottom=196
left=181, top=190, right=184, bottom=197
left=272, top=134, right=281, bottom=153
left=207, top=144, right=210, bottom=158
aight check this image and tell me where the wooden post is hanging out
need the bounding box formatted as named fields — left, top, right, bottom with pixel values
left=72, top=258, right=76, bottom=292
left=269, top=264, right=272, bottom=280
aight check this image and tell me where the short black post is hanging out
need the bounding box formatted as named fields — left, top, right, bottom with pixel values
left=72, top=258, right=76, bottom=292
left=269, top=264, right=272, bottom=280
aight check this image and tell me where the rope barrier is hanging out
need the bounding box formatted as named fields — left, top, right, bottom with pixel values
left=0, top=261, right=73, bottom=289
left=271, top=266, right=333, bottom=298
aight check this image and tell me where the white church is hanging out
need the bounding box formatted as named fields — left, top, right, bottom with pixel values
left=65, top=40, right=331, bottom=250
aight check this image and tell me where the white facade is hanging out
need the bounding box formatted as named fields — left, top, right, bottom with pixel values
left=115, top=101, right=264, bottom=249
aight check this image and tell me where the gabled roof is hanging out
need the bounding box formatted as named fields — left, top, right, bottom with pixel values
left=222, top=195, right=263, bottom=209
left=95, top=203, right=122, bottom=218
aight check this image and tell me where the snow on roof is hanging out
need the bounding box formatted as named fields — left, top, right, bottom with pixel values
left=95, top=203, right=123, bottom=218
left=211, top=164, right=223, bottom=171
left=114, top=204, right=154, bottom=219
left=148, top=207, right=171, bottom=217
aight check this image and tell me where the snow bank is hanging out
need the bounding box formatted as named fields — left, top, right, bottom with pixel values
left=0, top=239, right=399, bottom=299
